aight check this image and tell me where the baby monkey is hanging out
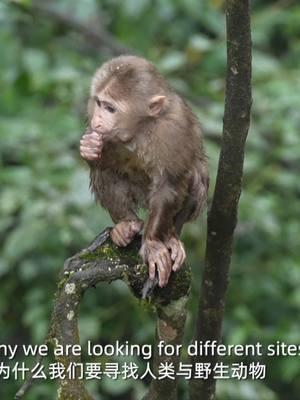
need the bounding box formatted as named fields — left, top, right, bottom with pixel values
left=80, top=56, right=208, bottom=288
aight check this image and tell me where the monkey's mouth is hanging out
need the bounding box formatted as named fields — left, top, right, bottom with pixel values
left=99, top=130, right=118, bottom=143
left=95, top=129, right=110, bottom=138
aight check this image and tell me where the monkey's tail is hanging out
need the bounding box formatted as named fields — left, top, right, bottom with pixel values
left=141, top=277, right=159, bottom=299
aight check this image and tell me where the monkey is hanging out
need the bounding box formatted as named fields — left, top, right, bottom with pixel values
left=79, top=55, right=208, bottom=290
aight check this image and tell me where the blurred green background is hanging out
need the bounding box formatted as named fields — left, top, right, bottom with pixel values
left=1, top=0, right=300, bottom=399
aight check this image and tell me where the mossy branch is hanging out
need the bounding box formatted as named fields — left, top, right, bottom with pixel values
left=16, top=228, right=190, bottom=400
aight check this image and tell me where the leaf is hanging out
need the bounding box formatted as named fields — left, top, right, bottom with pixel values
left=3, top=219, right=48, bottom=262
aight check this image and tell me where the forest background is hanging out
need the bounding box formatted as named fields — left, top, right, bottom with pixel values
left=0, top=0, right=300, bottom=399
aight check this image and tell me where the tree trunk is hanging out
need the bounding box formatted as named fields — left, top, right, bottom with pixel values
left=190, top=1, right=252, bottom=399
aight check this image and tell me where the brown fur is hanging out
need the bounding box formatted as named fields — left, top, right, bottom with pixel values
left=80, top=55, right=209, bottom=288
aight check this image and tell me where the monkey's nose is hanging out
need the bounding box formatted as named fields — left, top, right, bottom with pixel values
left=91, top=122, right=102, bottom=131
left=91, top=115, right=102, bottom=130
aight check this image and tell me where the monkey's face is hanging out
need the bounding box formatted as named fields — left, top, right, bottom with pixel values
left=89, top=92, right=140, bottom=143
left=89, top=75, right=167, bottom=145
left=90, top=94, right=118, bottom=138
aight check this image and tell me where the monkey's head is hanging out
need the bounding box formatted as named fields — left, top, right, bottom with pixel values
left=88, top=56, right=170, bottom=143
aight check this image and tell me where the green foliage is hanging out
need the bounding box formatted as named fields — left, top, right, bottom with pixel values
left=0, top=0, right=299, bottom=399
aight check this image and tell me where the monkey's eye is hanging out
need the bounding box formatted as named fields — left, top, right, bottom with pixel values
left=104, top=104, right=116, bottom=113
left=96, top=99, right=101, bottom=107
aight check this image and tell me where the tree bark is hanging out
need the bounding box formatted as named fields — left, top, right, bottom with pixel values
left=190, top=1, right=252, bottom=399
left=16, top=229, right=190, bottom=400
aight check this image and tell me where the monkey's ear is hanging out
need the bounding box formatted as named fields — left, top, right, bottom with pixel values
left=148, top=95, right=166, bottom=117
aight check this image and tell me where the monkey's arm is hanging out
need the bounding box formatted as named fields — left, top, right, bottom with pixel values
left=89, top=168, right=143, bottom=247
left=80, top=129, right=142, bottom=238
left=80, top=129, right=103, bottom=162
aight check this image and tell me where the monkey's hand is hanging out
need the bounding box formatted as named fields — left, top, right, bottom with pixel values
left=111, top=220, right=143, bottom=247
left=80, top=130, right=103, bottom=161
left=140, top=239, right=172, bottom=288
left=165, top=237, right=186, bottom=272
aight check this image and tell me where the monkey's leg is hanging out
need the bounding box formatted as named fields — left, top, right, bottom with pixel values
left=146, top=161, right=208, bottom=274
left=169, top=160, right=208, bottom=269
left=174, top=160, right=209, bottom=234
left=174, top=196, right=198, bottom=235
left=90, top=169, right=143, bottom=247
left=165, top=237, right=186, bottom=272
left=141, top=178, right=188, bottom=287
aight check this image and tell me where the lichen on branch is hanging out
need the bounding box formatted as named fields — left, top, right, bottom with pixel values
left=16, top=228, right=190, bottom=400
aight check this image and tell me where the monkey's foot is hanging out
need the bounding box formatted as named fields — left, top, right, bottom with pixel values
left=110, top=220, right=143, bottom=247
left=140, top=239, right=172, bottom=288
left=165, top=237, right=186, bottom=272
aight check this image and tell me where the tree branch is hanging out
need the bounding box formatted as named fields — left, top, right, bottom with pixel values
left=10, top=0, right=133, bottom=56
left=16, top=229, right=190, bottom=400
left=190, top=1, right=252, bottom=399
